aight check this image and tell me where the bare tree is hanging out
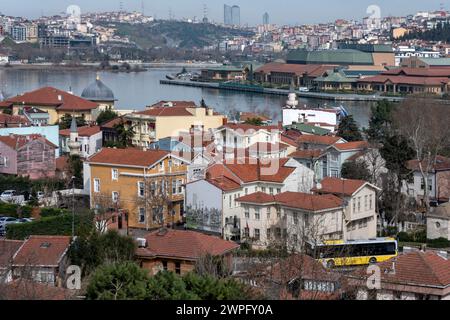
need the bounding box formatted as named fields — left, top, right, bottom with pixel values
left=393, top=98, right=450, bottom=213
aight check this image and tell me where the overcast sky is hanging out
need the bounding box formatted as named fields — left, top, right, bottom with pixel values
left=0, top=0, right=448, bottom=25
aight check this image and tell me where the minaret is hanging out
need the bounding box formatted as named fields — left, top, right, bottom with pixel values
left=68, top=117, right=81, bottom=156
left=285, top=79, right=299, bottom=109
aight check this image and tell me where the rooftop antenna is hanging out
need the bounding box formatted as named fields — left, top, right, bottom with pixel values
left=141, top=0, right=145, bottom=16
left=119, top=1, right=124, bottom=13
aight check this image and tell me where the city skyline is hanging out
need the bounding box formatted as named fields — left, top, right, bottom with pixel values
left=0, top=0, right=449, bottom=25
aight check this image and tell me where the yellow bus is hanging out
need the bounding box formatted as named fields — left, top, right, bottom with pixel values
left=306, top=238, right=398, bottom=268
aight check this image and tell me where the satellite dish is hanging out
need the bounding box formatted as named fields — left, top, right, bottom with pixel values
left=316, top=182, right=322, bottom=190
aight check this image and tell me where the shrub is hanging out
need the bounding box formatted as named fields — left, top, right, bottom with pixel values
left=427, top=237, right=450, bottom=249
left=6, top=211, right=94, bottom=240
left=40, top=207, right=68, bottom=218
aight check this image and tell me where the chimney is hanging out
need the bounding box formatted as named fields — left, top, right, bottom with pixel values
left=58, top=95, right=62, bottom=101
left=136, top=238, right=147, bottom=248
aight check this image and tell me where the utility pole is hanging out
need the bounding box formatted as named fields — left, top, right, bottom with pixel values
left=71, top=176, right=76, bottom=238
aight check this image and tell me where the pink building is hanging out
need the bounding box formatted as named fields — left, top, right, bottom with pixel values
left=0, top=134, right=57, bottom=180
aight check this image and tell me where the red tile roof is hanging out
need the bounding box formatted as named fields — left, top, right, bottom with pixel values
left=136, top=106, right=195, bottom=117
left=0, top=240, right=24, bottom=268
left=88, top=148, right=169, bottom=168
left=407, top=155, right=450, bottom=172
left=289, top=149, right=323, bottom=159
left=147, top=101, right=197, bottom=108
left=59, top=125, right=101, bottom=137
left=281, top=134, right=300, bottom=148
left=100, top=116, right=123, bottom=128
left=237, top=191, right=344, bottom=212
left=0, top=114, right=30, bottom=128
left=222, top=123, right=281, bottom=132
left=311, top=177, right=367, bottom=196
left=383, top=67, right=450, bottom=77
left=248, top=142, right=288, bottom=152
left=136, top=229, right=239, bottom=260
left=0, top=134, right=58, bottom=150
left=12, top=236, right=71, bottom=267
left=207, top=176, right=241, bottom=191
left=332, top=141, right=368, bottom=151
left=255, top=62, right=334, bottom=77
left=352, top=251, right=450, bottom=288
left=2, top=280, right=74, bottom=300
left=359, top=75, right=450, bottom=86
left=5, top=87, right=98, bottom=111
left=297, top=135, right=343, bottom=146
left=223, top=158, right=295, bottom=183
left=55, top=156, right=70, bottom=172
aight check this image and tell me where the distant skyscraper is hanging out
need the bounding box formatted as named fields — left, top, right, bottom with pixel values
left=231, top=5, right=240, bottom=26
left=263, top=12, right=270, bottom=25
left=224, top=4, right=232, bottom=25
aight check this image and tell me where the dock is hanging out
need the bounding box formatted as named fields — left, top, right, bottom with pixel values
left=160, top=79, right=405, bottom=102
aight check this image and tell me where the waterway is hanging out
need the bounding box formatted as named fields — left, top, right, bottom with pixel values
left=0, top=67, right=375, bottom=128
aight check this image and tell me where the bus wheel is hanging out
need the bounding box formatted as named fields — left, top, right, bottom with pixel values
left=326, top=260, right=335, bottom=269
left=369, top=257, right=377, bottom=264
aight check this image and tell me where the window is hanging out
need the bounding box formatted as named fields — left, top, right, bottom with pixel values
left=357, top=197, right=361, bottom=212
left=261, top=187, right=267, bottom=193
left=254, top=229, right=260, bottom=241
left=369, top=195, right=373, bottom=210
left=172, top=180, right=177, bottom=194
left=138, top=182, right=145, bottom=197
left=151, top=181, right=158, bottom=196
left=112, top=169, right=119, bottom=181
left=353, top=200, right=356, bottom=213
left=364, top=195, right=368, bottom=211
left=112, top=192, right=119, bottom=203
left=293, top=234, right=298, bottom=243
left=0, top=156, right=9, bottom=168
left=159, top=162, right=164, bottom=172
left=162, top=261, right=168, bottom=271
left=244, top=207, right=250, bottom=219
left=245, top=188, right=248, bottom=195
left=269, top=187, right=274, bottom=195
left=177, top=180, right=183, bottom=194
left=266, top=208, right=271, bottom=220
left=244, top=228, right=250, bottom=238
left=229, top=195, right=232, bottom=208
left=175, top=262, right=181, bottom=275
left=138, top=208, right=145, bottom=223
left=267, top=228, right=271, bottom=239
left=277, top=207, right=281, bottom=219
left=255, top=208, right=260, bottom=220
left=277, top=188, right=281, bottom=194
left=293, top=212, right=299, bottom=225
left=94, top=179, right=100, bottom=193
left=276, top=228, right=282, bottom=239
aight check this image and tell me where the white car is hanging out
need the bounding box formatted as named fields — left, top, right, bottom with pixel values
left=299, top=87, right=310, bottom=92
left=0, top=190, right=17, bottom=202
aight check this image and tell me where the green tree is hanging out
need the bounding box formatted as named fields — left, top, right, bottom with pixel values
left=244, top=118, right=263, bottom=126
left=58, top=114, right=86, bottom=129
left=337, top=115, right=363, bottom=142
left=68, top=155, right=83, bottom=188
left=114, top=120, right=135, bottom=148
left=86, top=262, right=150, bottom=300
left=96, top=109, right=119, bottom=125
left=147, top=271, right=198, bottom=300
left=365, top=100, right=395, bottom=143
left=69, top=231, right=136, bottom=276
left=341, top=161, right=371, bottom=181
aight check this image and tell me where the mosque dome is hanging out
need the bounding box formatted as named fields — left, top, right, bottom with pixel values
left=81, top=76, right=115, bottom=102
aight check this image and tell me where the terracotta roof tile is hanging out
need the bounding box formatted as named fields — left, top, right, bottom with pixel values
left=136, top=229, right=239, bottom=260
left=136, top=107, right=194, bottom=117
left=60, top=125, right=101, bottom=137
left=88, top=148, right=169, bottom=168
left=312, top=177, right=367, bottom=196
left=352, top=251, right=450, bottom=288
left=237, top=191, right=344, bottom=212
left=289, top=149, right=323, bottom=159
left=297, top=135, right=343, bottom=146
left=0, top=240, right=24, bottom=268
left=255, top=62, right=334, bottom=77
left=239, top=112, right=271, bottom=122
left=0, top=134, right=58, bottom=150
left=407, top=155, right=450, bottom=172
left=0, top=114, right=30, bottom=128
left=6, top=87, right=98, bottom=111
left=207, top=176, right=241, bottom=191
left=13, top=236, right=71, bottom=267
left=332, top=141, right=368, bottom=151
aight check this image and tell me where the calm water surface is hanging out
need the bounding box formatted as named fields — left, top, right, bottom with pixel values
left=0, top=67, right=374, bottom=128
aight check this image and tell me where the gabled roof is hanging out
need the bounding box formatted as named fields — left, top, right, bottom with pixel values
left=88, top=148, right=169, bottom=168
left=0, top=114, right=31, bottom=128
left=311, top=177, right=373, bottom=197
left=359, top=75, right=450, bottom=86
left=221, top=123, right=281, bottom=133
left=12, top=236, right=71, bottom=267
left=351, top=251, right=450, bottom=288
left=0, top=134, right=58, bottom=150
left=207, top=176, right=241, bottom=192
left=254, top=62, right=333, bottom=77
left=237, top=191, right=344, bottom=212
left=59, top=125, right=101, bottom=137
left=5, top=87, right=98, bottom=111
left=136, top=229, right=239, bottom=261
left=0, top=240, right=24, bottom=268
left=407, top=155, right=450, bottom=172
left=331, top=141, right=368, bottom=151
left=297, top=135, right=344, bottom=146
left=135, top=106, right=195, bottom=117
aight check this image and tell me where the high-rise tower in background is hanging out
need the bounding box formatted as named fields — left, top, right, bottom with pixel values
left=231, top=5, right=240, bottom=26
left=224, top=4, right=232, bottom=25
left=263, top=12, right=270, bottom=25
left=224, top=4, right=240, bottom=26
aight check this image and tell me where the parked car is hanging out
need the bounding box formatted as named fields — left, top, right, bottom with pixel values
left=0, top=190, right=17, bottom=202
left=299, top=87, right=310, bottom=92
left=17, top=218, right=34, bottom=223
left=0, top=217, right=18, bottom=236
